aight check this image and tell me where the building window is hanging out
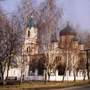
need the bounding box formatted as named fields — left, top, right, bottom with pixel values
left=57, top=65, right=65, bottom=75
left=27, top=46, right=31, bottom=53
left=28, top=30, right=30, bottom=37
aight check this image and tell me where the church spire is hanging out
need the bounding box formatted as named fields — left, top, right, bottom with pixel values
left=27, top=16, right=36, bottom=29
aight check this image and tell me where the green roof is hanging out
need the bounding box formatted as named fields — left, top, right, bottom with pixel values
left=27, top=16, right=35, bottom=29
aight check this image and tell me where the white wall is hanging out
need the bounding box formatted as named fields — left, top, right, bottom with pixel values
left=4, top=68, right=88, bottom=81
left=4, top=68, right=21, bottom=80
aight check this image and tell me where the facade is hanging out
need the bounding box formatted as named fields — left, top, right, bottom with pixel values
left=4, top=17, right=87, bottom=81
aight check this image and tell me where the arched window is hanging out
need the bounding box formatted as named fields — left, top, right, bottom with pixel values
left=28, top=30, right=30, bottom=37
left=27, top=46, right=31, bottom=53
left=57, top=64, right=65, bottom=75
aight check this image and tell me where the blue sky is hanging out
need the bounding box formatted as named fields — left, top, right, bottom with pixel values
left=59, top=0, right=90, bottom=31
left=1, top=0, right=90, bottom=31
left=1, top=0, right=20, bottom=12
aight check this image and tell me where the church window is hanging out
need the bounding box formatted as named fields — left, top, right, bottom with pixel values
left=27, top=46, right=31, bottom=53
left=37, top=59, right=45, bottom=76
left=57, top=65, right=65, bottom=75
left=28, top=30, right=30, bottom=37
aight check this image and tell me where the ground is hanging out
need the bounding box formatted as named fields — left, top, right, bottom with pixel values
left=46, top=85, right=90, bottom=90
left=0, top=80, right=90, bottom=90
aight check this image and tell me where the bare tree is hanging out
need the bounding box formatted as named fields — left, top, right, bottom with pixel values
left=17, top=0, right=62, bottom=82
left=77, top=51, right=86, bottom=80
left=0, top=11, right=23, bottom=84
left=59, top=31, right=73, bottom=81
left=37, top=0, right=62, bottom=45
left=84, top=33, right=90, bottom=80
left=85, top=33, right=90, bottom=49
left=58, top=24, right=84, bottom=81
left=18, top=0, right=33, bottom=30
left=0, top=8, right=9, bottom=83
left=36, top=0, right=63, bottom=81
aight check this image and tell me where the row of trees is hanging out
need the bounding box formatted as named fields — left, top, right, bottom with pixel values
left=17, top=0, right=63, bottom=82
left=0, top=5, right=23, bottom=84
left=17, top=0, right=90, bottom=82
left=0, top=0, right=90, bottom=84
left=0, top=0, right=62, bottom=83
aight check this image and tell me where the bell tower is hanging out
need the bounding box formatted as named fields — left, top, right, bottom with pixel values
left=22, top=16, right=39, bottom=77
left=23, top=16, right=38, bottom=56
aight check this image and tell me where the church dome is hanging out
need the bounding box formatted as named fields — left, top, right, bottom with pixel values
left=60, top=23, right=76, bottom=36
left=27, top=16, right=36, bottom=29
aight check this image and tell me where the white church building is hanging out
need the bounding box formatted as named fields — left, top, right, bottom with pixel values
left=3, top=16, right=88, bottom=81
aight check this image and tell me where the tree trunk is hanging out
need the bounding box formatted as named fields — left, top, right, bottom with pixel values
left=62, top=72, right=65, bottom=82
left=6, top=60, right=10, bottom=80
left=20, top=69, right=23, bottom=83
left=44, top=70, right=47, bottom=84
left=62, top=67, right=66, bottom=82
left=2, top=73, right=5, bottom=85
left=73, top=70, right=76, bottom=82
left=1, top=67, right=6, bottom=85
left=83, top=70, right=86, bottom=81
left=86, top=50, right=90, bottom=80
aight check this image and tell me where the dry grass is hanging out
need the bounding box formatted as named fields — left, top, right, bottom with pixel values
left=0, top=80, right=90, bottom=90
